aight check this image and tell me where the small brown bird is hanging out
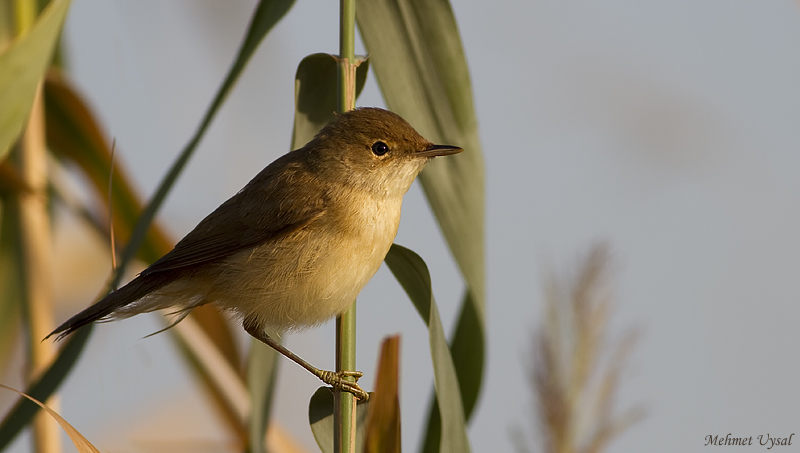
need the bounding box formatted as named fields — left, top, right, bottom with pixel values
left=48, top=107, right=462, bottom=400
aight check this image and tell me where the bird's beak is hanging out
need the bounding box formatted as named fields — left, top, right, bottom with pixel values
left=416, top=143, right=463, bottom=158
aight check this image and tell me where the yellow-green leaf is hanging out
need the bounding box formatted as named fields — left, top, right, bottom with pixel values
left=0, top=0, right=71, bottom=160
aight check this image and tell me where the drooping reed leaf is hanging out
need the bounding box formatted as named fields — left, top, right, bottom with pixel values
left=0, top=0, right=70, bottom=160
left=356, top=2, right=486, bottom=450
left=384, top=244, right=471, bottom=453
left=356, top=0, right=485, bottom=300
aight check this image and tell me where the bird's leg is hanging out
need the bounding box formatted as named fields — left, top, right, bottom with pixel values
left=243, top=320, right=369, bottom=401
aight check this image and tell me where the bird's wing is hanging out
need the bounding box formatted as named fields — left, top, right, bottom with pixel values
left=141, top=156, right=326, bottom=276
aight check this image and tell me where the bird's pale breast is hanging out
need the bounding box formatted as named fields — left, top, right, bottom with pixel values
left=206, top=189, right=404, bottom=330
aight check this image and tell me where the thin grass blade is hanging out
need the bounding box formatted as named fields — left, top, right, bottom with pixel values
left=117, top=0, right=296, bottom=446
left=44, top=70, right=244, bottom=370
left=0, top=384, right=101, bottom=453
left=0, top=326, right=91, bottom=450
left=117, top=0, right=295, bottom=280
left=43, top=72, right=172, bottom=264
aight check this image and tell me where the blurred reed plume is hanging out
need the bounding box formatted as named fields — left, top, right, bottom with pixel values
left=516, top=244, right=644, bottom=453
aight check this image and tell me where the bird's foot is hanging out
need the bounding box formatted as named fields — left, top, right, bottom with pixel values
left=317, top=369, right=369, bottom=401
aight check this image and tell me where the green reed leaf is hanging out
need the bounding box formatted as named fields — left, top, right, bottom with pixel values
left=0, top=0, right=70, bottom=160
left=384, top=244, right=471, bottom=453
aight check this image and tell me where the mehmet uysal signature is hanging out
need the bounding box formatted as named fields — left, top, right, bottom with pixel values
left=705, top=433, right=794, bottom=449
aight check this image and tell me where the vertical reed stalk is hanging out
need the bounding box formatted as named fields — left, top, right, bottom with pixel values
left=14, top=1, right=59, bottom=450
left=334, top=0, right=358, bottom=451
left=19, top=86, right=60, bottom=453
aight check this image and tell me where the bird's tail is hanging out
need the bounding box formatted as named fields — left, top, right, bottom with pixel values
left=47, top=274, right=170, bottom=341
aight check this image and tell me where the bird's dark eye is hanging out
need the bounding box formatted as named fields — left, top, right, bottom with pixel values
left=371, top=141, right=390, bottom=156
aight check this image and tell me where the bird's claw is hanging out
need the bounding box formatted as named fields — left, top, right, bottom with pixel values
left=318, top=370, right=369, bottom=401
